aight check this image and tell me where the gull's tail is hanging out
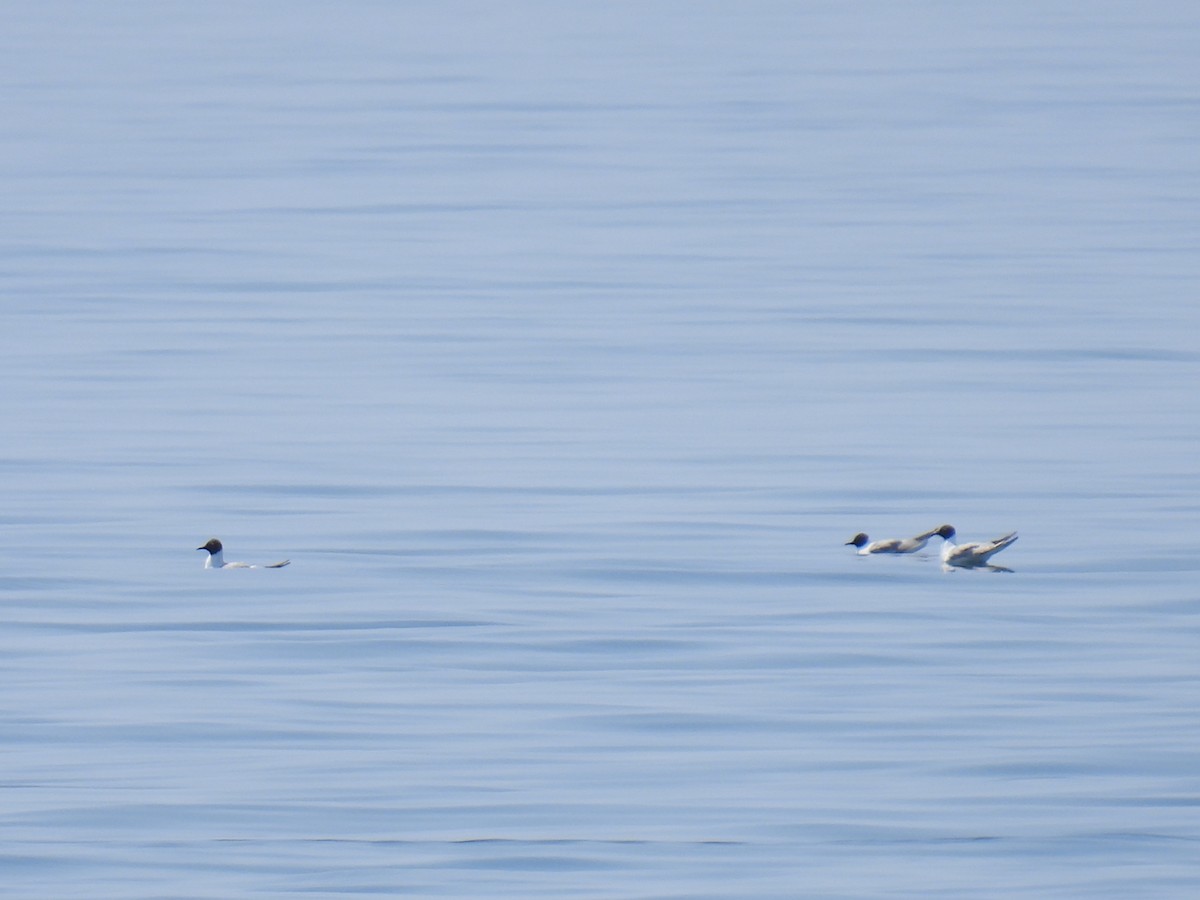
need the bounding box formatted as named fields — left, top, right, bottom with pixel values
left=980, top=532, right=1018, bottom=561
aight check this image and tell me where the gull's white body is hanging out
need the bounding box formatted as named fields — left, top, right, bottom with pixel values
left=846, top=527, right=940, bottom=555
left=934, top=525, right=1017, bottom=572
left=198, top=538, right=289, bottom=569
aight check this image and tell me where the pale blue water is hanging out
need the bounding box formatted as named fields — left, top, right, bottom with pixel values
left=3, top=2, right=1200, bottom=897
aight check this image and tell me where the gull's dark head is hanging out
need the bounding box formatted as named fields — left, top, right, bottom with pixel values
left=197, top=538, right=223, bottom=553
left=845, top=533, right=869, bottom=548
left=934, top=525, right=956, bottom=539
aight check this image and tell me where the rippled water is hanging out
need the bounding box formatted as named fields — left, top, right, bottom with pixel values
left=3, top=2, right=1199, bottom=897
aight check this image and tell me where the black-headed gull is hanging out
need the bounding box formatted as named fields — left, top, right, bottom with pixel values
left=197, top=538, right=290, bottom=569
left=845, top=527, right=941, bottom=555
left=933, top=525, right=1017, bottom=572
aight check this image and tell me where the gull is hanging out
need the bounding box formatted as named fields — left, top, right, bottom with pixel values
left=197, top=538, right=290, bottom=569
left=933, top=525, right=1017, bottom=572
left=845, top=527, right=941, bottom=555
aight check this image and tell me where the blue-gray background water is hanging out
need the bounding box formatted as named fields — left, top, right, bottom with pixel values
left=3, top=2, right=1199, bottom=897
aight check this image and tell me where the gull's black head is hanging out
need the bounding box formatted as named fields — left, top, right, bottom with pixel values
left=934, top=525, right=956, bottom=539
left=197, top=538, right=223, bottom=553
left=845, top=533, right=869, bottom=547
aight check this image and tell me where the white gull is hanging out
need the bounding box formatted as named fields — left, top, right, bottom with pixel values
left=845, top=527, right=941, bottom=555
left=933, top=525, right=1017, bottom=572
left=197, top=538, right=290, bottom=569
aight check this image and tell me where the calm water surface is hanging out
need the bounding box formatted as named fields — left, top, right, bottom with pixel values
left=2, top=2, right=1199, bottom=897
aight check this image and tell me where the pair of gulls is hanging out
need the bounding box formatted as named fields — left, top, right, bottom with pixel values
left=846, top=525, right=1017, bottom=572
